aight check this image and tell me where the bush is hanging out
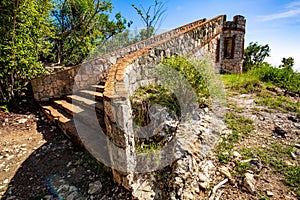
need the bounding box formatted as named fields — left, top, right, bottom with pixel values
left=223, top=63, right=300, bottom=95
left=254, top=63, right=300, bottom=94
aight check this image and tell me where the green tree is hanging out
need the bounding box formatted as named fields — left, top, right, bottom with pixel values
left=0, top=0, right=54, bottom=104
left=132, top=0, right=166, bottom=39
left=87, top=30, right=136, bottom=59
left=243, top=42, right=271, bottom=72
left=51, top=0, right=131, bottom=66
left=279, top=57, right=294, bottom=71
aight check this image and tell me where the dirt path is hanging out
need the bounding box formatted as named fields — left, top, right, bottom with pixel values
left=0, top=98, right=132, bottom=200
left=207, top=92, right=300, bottom=200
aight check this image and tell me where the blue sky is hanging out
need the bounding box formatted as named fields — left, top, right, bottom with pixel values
left=110, top=0, right=300, bottom=71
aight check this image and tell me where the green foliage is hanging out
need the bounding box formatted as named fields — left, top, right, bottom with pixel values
left=0, top=0, right=53, bottom=103
left=254, top=63, right=300, bottom=94
left=243, top=42, right=270, bottom=72
left=224, top=62, right=300, bottom=95
left=135, top=140, right=162, bottom=153
left=221, top=73, right=261, bottom=94
left=0, top=105, right=9, bottom=113
left=162, top=57, right=211, bottom=107
left=285, top=166, right=300, bottom=190
left=134, top=27, right=155, bottom=41
left=88, top=28, right=154, bottom=59
left=241, top=143, right=299, bottom=195
left=130, top=84, right=181, bottom=126
left=279, top=57, right=294, bottom=71
left=259, top=194, right=270, bottom=200
left=51, top=0, right=131, bottom=65
left=215, top=112, right=254, bottom=163
left=87, top=30, right=135, bottom=58
left=255, top=93, right=300, bottom=114
left=225, top=112, right=254, bottom=140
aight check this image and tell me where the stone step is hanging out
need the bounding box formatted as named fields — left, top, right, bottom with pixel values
left=41, top=104, right=71, bottom=124
left=90, top=84, right=105, bottom=93
left=98, top=81, right=106, bottom=86
left=66, top=119, right=109, bottom=160
left=53, top=99, right=84, bottom=116
left=52, top=99, right=101, bottom=129
left=77, top=89, right=104, bottom=101
left=65, top=94, right=104, bottom=112
left=40, top=104, right=108, bottom=153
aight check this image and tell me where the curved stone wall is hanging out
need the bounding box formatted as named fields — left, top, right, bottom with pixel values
left=102, top=15, right=228, bottom=189
left=31, top=17, right=208, bottom=101
left=30, top=14, right=246, bottom=196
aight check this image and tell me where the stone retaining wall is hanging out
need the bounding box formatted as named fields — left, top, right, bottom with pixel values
left=30, top=14, right=246, bottom=198
left=31, top=15, right=246, bottom=101
left=102, top=15, right=229, bottom=191
left=31, top=18, right=208, bottom=101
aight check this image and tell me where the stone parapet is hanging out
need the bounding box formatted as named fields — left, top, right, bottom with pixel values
left=31, top=17, right=209, bottom=101
left=30, top=14, right=246, bottom=198
left=102, top=15, right=228, bottom=190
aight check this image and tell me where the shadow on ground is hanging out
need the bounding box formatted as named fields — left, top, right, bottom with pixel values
left=1, top=92, right=132, bottom=200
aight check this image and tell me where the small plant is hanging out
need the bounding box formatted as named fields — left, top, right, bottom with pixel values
left=227, top=102, right=244, bottom=113
left=136, top=141, right=162, bottom=153
left=255, top=93, right=300, bottom=114
left=215, top=112, right=254, bottom=163
left=259, top=194, right=270, bottom=200
left=161, top=56, right=212, bottom=107
left=233, top=160, right=250, bottom=177
left=241, top=143, right=299, bottom=194
left=0, top=105, right=9, bottom=113
left=285, top=166, right=300, bottom=192
left=130, top=84, right=181, bottom=126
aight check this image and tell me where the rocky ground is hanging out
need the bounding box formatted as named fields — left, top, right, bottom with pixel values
left=0, top=87, right=299, bottom=200
left=205, top=90, right=300, bottom=200
left=0, top=97, right=132, bottom=200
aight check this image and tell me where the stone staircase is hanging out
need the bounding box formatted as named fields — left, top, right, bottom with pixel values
left=31, top=15, right=246, bottom=198
left=40, top=81, right=106, bottom=148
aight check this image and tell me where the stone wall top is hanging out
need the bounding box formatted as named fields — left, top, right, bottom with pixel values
left=103, top=15, right=226, bottom=100
left=31, top=15, right=225, bottom=101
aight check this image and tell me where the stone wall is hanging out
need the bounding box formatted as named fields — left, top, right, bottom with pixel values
left=31, top=15, right=246, bottom=101
left=220, top=15, right=246, bottom=73
left=30, top=14, right=246, bottom=198
left=31, top=18, right=208, bottom=101
left=102, top=15, right=227, bottom=190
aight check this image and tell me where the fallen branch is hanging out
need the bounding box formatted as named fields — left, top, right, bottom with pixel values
left=209, top=178, right=228, bottom=200
left=215, top=190, right=224, bottom=200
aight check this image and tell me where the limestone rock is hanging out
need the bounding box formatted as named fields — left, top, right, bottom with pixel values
left=17, top=118, right=28, bottom=124
left=244, top=172, right=256, bottom=193
left=233, top=151, right=241, bottom=158
left=66, top=191, right=79, bottom=200
left=88, top=181, right=102, bottom=195
left=199, top=173, right=210, bottom=189
left=132, top=178, right=156, bottom=200
left=218, top=166, right=234, bottom=184
left=266, top=190, right=274, bottom=196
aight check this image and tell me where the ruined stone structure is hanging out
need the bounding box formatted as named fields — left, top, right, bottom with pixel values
left=31, top=15, right=246, bottom=199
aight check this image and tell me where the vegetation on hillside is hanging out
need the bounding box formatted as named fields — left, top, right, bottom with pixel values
left=217, top=42, right=299, bottom=197
left=0, top=0, right=165, bottom=105
left=0, top=0, right=53, bottom=104
left=50, top=0, right=130, bottom=66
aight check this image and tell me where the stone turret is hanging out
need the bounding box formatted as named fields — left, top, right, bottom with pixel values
left=219, top=15, right=246, bottom=73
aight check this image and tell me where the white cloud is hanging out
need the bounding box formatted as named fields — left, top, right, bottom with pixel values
left=286, top=1, right=300, bottom=9
left=260, top=1, right=300, bottom=21
left=260, top=8, right=300, bottom=21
